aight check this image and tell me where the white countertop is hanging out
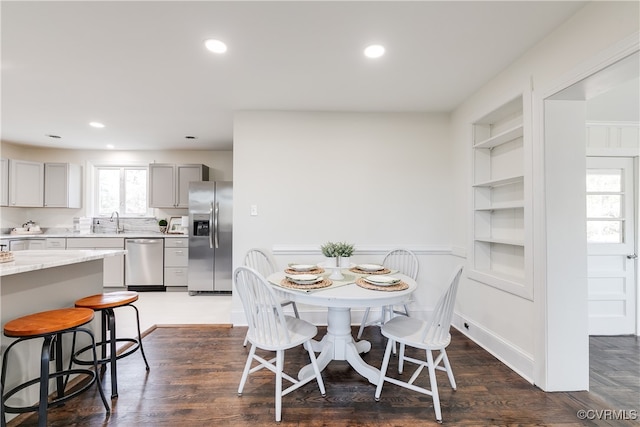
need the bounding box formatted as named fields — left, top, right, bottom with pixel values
left=0, top=249, right=126, bottom=277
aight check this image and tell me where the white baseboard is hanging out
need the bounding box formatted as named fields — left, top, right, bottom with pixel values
left=452, top=313, right=534, bottom=384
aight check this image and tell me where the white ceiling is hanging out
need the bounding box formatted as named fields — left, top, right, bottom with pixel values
left=1, top=1, right=587, bottom=151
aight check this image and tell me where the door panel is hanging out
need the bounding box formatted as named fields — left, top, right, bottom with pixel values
left=587, top=157, right=637, bottom=335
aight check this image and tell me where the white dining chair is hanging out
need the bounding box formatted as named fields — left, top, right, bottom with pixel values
left=374, top=265, right=463, bottom=423
left=243, top=248, right=299, bottom=346
left=235, top=266, right=326, bottom=422
left=357, top=248, right=419, bottom=339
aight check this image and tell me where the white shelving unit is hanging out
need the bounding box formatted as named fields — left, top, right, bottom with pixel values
left=470, top=93, right=532, bottom=300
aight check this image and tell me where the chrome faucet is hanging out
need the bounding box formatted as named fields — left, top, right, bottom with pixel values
left=110, top=211, right=124, bottom=234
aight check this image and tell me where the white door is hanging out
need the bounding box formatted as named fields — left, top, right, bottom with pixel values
left=586, top=157, right=637, bottom=335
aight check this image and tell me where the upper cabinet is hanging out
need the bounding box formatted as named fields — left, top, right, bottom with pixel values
left=44, top=163, right=82, bottom=208
left=8, top=159, right=44, bottom=207
left=0, top=158, right=8, bottom=207
left=148, top=164, right=209, bottom=208
left=469, top=89, right=533, bottom=300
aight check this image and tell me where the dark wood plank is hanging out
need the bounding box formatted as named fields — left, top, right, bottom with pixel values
left=7, top=326, right=635, bottom=426
left=590, top=335, right=640, bottom=412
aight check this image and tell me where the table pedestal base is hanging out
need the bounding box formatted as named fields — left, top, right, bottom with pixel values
left=299, top=307, right=380, bottom=385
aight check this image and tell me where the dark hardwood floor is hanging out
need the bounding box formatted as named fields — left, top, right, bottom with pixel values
left=589, top=335, right=640, bottom=412
left=7, top=325, right=637, bottom=426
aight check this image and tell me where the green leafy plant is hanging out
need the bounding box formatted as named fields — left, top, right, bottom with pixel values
left=320, top=242, right=338, bottom=257
left=335, top=242, right=355, bottom=257
left=158, top=218, right=168, bottom=226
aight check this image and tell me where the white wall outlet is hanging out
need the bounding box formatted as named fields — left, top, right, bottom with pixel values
left=250, top=204, right=258, bottom=216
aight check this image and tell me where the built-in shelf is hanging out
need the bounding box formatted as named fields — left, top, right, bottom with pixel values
left=468, top=269, right=526, bottom=293
left=470, top=90, right=532, bottom=300
left=473, top=124, right=524, bottom=149
left=473, top=175, right=524, bottom=188
left=474, top=237, right=525, bottom=246
left=474, top=202, right=524, bottom=211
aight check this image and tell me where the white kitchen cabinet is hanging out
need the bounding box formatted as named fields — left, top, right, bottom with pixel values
left=148, top=163, right=208, bottom=208
left=8, top=240, right=28, bottom=251
left=46, top=238, right=66, bottom=250
left=470, top=90, right=533, bottom=300
left=66, top=237, right=125, bottom=288
left=7, top=239, right=46, bottom=250
left=164, top=237, right=188, bottom=286
left=1, top=158, right=8, bottom=206
left=8, top=159, right=44, bottom=207
left=44, top=163, right=82, bottom=208
left=28, top=239, right=46, bottom=250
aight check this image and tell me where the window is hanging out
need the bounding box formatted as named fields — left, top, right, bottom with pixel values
left=586, top=168, right=624, bottom=243
left=95, top=166, right=148, bottom=216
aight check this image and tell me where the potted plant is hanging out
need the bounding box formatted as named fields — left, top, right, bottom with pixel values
left=320, top=242, right=338, bottom=267
left=158, top=218, right=168, bottom=233
left=335, top=242, right=355, bottom=267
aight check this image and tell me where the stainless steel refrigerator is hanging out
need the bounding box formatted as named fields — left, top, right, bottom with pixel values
left=187, top=181, right=233, bottom=294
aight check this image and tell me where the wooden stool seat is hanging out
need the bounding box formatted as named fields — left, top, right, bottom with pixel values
left=75, top=291, right=139, bottom=310
left=72, top=291, right=149, bottom=399
left=4, top=308, right=95, bottom=337
left=2, top=308, right=109, bottom=426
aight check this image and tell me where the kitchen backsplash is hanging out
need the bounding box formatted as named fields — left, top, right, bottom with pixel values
left=92, top=217, right=163, bottom=234
left=2, top=217, right=165, bottom=235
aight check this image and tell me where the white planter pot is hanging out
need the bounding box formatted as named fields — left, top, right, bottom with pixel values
left=339, top=256, right=351, bottom=268
left=325, top=257, right=338, bottom=267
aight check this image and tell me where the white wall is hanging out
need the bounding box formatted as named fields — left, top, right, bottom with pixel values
left=232, top=111, right=457, bottom=324
left=450, top=1, right=639, bottom=389
left=0, top=141, right=233, bottom=229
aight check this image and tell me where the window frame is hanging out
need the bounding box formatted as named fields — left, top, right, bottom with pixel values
left=93, top=163, right=152, bottom=217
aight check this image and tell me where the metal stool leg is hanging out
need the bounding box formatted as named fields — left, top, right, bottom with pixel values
left=129, top=304, right=150, bottom=371
left=105, top=308, right=118, bottom=398
left=38, top=335, right=54, bottom=427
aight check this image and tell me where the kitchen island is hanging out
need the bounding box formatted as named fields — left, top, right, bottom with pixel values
left=0, top=249, right=125, bottom=421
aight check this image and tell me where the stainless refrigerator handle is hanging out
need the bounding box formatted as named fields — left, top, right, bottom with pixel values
left=208, top=203, right=214, bottom=249
left=214, top=202, right=220, bottom=249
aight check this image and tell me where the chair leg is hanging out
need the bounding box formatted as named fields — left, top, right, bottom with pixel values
left=357, top=307, right=371, bottom=339
left=238, top=344, right=256, bottom=395
left=275, top=350, right=284, bottom=422
left=375, top=339, right=394, bottom=401
left=426, top=350, right=442, bottom=423
left=441, top=349, right=457, bottom=390
left=243, top=331, right=249, bottom=347
left=398, top=343, right=406, bottom=374
left=304, top=341, right=326, bottom=397
left=291, top=302, right=300, bottom=319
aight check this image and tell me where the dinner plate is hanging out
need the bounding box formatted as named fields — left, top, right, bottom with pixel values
left=364, top=275, right=400, bottom=286
left=286, top=274, right=322, bottom=285
left=356, top=264, right=385, bottom=272
left=288, top=264, right=316, bottom=272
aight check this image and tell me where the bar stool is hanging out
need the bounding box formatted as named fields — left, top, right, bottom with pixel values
left=73, top=291, right=150, bottom=398
left=1, top=308, right=110, bottom=427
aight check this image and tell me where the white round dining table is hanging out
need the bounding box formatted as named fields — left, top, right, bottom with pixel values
left=267, top=270, right=417, bottom=385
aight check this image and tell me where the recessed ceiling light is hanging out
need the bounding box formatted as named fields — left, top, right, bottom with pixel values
left=89, top=122, right=105, bottom=128
left=46, top=134, right=61, bottom=139
left=204, top=39, right=227, bottom=54
left=364, top=44, right=385, bottom=59
left=185, top=136, right=198, bottom=140
left=106, top=144, right=114, bottom=149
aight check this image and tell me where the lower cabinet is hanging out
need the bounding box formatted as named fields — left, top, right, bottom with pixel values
left=66, top=238, right=125, bottom=288
left=46, top=238, right=66, bottom=250
left=7, top=239, right=46, bottom=250
left=164, top=237, right=188, bottom=287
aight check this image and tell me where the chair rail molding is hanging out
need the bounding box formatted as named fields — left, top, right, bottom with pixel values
left=272, top=244, right=453, bottom=256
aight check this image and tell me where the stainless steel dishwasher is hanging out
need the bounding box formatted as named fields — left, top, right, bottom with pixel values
left=125, top=239, right=165, bottom=291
